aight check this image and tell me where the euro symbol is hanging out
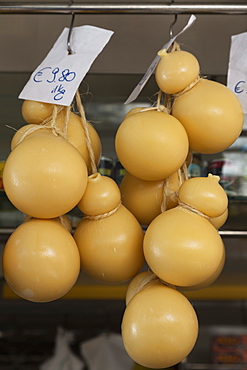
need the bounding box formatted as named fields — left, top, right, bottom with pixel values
left=234, top=80, right=245, bottom=94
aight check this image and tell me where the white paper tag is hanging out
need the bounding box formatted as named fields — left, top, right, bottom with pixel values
left=19, top=25, right=114, bottom=106
left=124, top=14, right=196, bottom=105
left=227, top=31, right=247, bottom=113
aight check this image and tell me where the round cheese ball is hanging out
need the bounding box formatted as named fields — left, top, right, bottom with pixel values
left=172, top=79, right=244, bottom=154
left=144, top=206, right=225, bottom=287
left=155, top=49, right=200, bottom=94
left=22, top=100, right=55, bottom=124
left=122, top=284, right=198, bottom=368
left=3, top=132, right=88, bottom=218
left=115, top=110, right=189, bottom=181
left=2, top=218, right=80, bottom=302
left=74, top=205, right=144, bottom=284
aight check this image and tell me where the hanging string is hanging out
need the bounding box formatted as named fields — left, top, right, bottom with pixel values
left=173, top=75, right=202, bottom=99
left=75, top=90, right=97, bottom=175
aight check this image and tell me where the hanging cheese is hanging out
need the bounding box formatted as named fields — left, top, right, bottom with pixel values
left=3, top=132, right=88, bottom=218
left=115, top=110, right=189, bottom=181
left=2, top=218, right=80, bottom=302
left=21, top=99, right=54, bottom=124
left=122, top=283, right=198, bottom=368
left=74, top=173, right=145, bottom=284
left=143, top=206, right=225, bottom=287
left=155, top=49, right=200, bottom=94
left=172, top=79, right=244, bottom=154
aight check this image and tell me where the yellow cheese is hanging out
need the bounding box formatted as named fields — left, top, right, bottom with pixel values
left=172, top=79, right=244, bottom=154
left=77, top=172, right=121, bottom=216
left=2, top=219, right=80, bottom=302
left=3, top=133, right=88, bottom=218
left=74, top=205, right=144, bottom=284
left=155, top=49, right=200, bottom=94
left=122, top=284, right=198, bottom=368
left=115, top=110, right=189, bottom=181
left=144, top=206, right=225, bottom=287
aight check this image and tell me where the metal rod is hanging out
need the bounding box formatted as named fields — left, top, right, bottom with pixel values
left=0, top=2, right=247, bottom=15
left=219, top=230, right=247, bottom=238
left=0, top=228, right=247, bottom=236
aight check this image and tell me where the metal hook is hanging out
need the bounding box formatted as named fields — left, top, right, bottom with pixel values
left=168, top=0, right=178, bottom=39
left=67, top=0, right=75, bottom=55
left=169, top=13, right=178, bottom=39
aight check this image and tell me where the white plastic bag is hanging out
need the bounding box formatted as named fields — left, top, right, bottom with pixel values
left=80, top=332, right=134, bottom=370
left=40, top=327, right=84, bottom=370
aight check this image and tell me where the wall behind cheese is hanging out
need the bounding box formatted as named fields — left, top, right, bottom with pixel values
left=0, top=2, right=246, bottom=75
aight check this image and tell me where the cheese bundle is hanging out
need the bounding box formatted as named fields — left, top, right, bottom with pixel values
left=119, top=45, right=244, bottom=369
left=2, top=98, right=145, bottom=302
left=144, top=174, right=227, bottom=288
left=155, top=48, right=244, bottom=154
left=2, top=100, right=101, bottom=302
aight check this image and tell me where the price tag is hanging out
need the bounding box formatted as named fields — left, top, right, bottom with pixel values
left=227, top=31, right=247, bottom=113
left=124, top=14, right=196, bottom=105
left=19, top=25, right=114, bottom=106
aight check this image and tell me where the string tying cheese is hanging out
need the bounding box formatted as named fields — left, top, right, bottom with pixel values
left=12, top=104, right=71, bottom=147
left=178, top=199, right=210, bottom=220
left=161, top=162, right=189, bottom=213
left=83, top=202, right=122, bottom=220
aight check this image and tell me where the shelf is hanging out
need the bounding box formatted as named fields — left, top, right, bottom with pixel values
left=3, top=282, right=247, bottom=301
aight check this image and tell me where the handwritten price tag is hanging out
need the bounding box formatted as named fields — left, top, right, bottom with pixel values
left=227, top=31, right=247, bottom=113
left=19, top=25, right=114, bottom=106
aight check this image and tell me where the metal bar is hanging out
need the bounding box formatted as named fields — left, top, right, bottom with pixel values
left=0, top=2, right=247, bottom=15
left=220, top=230, right=247, bottom=238
left=1, top=228, right=247, bottom=236
left=0, top=228, right=15, bottom=234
